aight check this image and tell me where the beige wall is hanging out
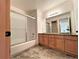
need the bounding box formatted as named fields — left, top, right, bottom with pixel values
left=71, top=0, right=78, bottom=34
left=46, top=0, right=72, bottom=17
left=37, top=9, right=46, bottom=33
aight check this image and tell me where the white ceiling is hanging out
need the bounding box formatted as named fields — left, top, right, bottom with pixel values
left=11, top=0, right=66, bottom=12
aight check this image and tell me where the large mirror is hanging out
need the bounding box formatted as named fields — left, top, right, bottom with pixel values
left=46, top=12, right=71, bottom=34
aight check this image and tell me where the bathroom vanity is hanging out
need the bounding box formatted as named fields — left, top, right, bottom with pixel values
left=38, top=33, right=78, bottom=56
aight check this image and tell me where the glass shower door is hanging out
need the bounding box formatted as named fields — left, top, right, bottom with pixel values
left=11, top=11, right=27, bottom=45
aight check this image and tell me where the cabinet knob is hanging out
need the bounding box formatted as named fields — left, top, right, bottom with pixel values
left=5, top=31, right=11, bottom=37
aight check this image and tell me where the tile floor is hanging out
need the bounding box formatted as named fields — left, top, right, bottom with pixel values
left=12, top=45, right=77, bottom=59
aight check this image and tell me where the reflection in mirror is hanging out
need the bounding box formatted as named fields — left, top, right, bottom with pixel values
left=51, top=21, right=58, bottom=33
left=46, top=17, right=59, bottom=34
left=46, top=12, right=71, bottom=34
left=59, top=17, right=71, bottom=34
left=46, top=22, right=50, bottom=33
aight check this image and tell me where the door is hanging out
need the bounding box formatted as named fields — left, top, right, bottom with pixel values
left=0, top=0, right=10, bottom=59
left=11, top=11, right=27, bottom=45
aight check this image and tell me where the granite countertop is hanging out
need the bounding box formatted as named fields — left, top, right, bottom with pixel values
left=38, top=33, right=78, bottom=36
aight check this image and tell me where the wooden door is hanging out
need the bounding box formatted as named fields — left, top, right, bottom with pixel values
left=0, top=0, right=10, bottom=59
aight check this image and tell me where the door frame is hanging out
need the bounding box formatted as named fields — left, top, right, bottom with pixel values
left=0, top=0, right=10, bottom=59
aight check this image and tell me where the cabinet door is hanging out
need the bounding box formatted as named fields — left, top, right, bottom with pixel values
left=43, top=35, right=49, bottom=47
left=56, top=36, right=64, bottom=51
left=38, top=34, right=44, bottom=45
left=49, top=35, right=56, bottom=49
left=65, top=36, right=78, bottom=55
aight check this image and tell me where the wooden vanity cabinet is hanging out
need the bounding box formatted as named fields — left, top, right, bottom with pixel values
left=64, top=36, right=78, bottom=55
left=49, top=35, right=56, bottom=49
left=55, top=35, right=65, bottom=52
left=38, top=34, right=78, bottom=56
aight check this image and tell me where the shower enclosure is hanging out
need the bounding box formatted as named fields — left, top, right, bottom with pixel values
left=10, top=9, right=37, bottom=46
